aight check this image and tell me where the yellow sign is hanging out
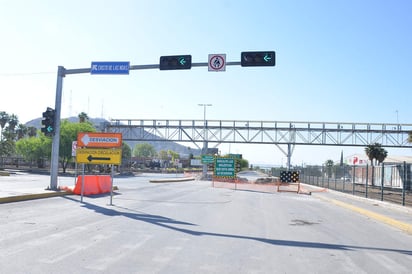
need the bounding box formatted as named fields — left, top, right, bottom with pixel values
left=76, top=148, right=122, bottom=164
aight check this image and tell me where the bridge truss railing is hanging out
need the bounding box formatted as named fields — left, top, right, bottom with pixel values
left=106, top=119, right=412, bottom=148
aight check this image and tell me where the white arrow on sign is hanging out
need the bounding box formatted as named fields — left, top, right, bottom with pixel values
left=81, top=134, right=91, bottom=146
left=80, top=133, right=120, bottom=147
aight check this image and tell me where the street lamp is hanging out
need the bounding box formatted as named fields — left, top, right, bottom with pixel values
left=198, top=104, right=212, bottom=179
left=198, top=103, right=212, bottom=139
left=396, top=110, right=399, bottom=124
left=198, top=104, right=212, bottom=126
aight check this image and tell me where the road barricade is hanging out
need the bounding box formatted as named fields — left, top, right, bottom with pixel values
left=276, top=171, right=301, bottom=193
left=276, top=181, right=301, bottom=193
left=63, top=175, right=112, bottom=195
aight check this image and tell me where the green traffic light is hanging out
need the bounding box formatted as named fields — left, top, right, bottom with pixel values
left=41, top=107, right=55, bottom=137
left=241, top=51, right=276, bottom=67
left=159, top=55, right=192, bottom=70
left=178, top=57, right=186, bottom=66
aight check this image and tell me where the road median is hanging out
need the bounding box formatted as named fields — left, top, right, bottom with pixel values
left=149, top=177, right=195, bottom=183
left=0, top=191, right=71, bottom=204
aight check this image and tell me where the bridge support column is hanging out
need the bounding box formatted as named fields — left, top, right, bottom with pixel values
left=202, top=141, right=208, bottom=179
left=287, top=144, right=291, bottom=171
left=276, top=143, right=294, bottom=171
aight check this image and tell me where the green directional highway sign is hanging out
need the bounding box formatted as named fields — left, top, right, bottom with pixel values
left=214, top=157, right=236, bottom=178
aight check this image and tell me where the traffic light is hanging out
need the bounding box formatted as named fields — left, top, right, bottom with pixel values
left=41, top=107, right=55, bottom=137
left=159, top=55, right=192, bottom=70
left=241, top=51, right=276, bottom=67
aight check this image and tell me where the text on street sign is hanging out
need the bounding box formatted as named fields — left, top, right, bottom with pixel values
left=77, top=132, right=122, bottom=148
left=76, top=148, right=122, bottom=165
left=91, top=61, right=130, bottom=75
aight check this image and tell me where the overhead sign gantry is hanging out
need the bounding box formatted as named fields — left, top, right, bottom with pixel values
left=48, top=51, right=276, bottom=189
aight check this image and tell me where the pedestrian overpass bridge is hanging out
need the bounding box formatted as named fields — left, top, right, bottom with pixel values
left=106, top=119, right=411, bottom=147
left=105, top=119, right=412, bottom=166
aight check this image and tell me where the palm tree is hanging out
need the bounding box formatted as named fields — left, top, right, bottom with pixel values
left=16, top=123, right=27, bottom=140
left=7, top=114, right=18, bottom=131
left=4, top=114, right=19, bottom=142
left=324, top=159, right=334, bottom=178
left=78, top=112, right=89, bottom=123
left=365, top=143, right=388, bottom=186
left=376, top=147, right=388, bottom=164
left=0, top=112, right=19, bottom=158
left=27, top=126, right=37, bottom=137
left=365, top=143, right=387, bottom=165
left=0, top=111, right=9, bottom=141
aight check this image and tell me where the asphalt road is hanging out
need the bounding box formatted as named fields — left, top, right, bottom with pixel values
left=1, top=174, right=412, bottom=273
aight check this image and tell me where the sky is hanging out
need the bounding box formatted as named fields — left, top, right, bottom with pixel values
left=1, top=0, right=411, bottom=166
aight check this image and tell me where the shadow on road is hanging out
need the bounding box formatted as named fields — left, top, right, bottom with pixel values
left=62, top=196, right=412, bottom=256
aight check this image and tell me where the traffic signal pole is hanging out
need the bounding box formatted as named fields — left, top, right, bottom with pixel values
left=50, top=52, right=273, bottom=190
left=50, top=66, right=64, bottom=190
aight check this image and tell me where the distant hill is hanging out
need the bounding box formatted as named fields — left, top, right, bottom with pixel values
left=25, top=117, right=201, bottom=157
left=25, top=116, right=109, bottom=131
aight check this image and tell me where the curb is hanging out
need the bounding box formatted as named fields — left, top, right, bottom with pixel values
left=0, top=191, right=72, bottom=204
left=316, top=194, right=412, bottom=235
left=149, top=177, right=195, bottom=183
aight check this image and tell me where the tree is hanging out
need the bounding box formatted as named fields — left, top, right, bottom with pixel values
left=59, top=119, right=96, bottom=173
left=121, top=142, right=132, bottom=170
left=325, top=159, right=334, bottom=178
left=0, top=111, right=19, bottom=157
left=16, top=123, right=27, bottom=140
left=0, top=139, right=15, bottom=158
left=133, top=143, right=156, bottom=158
left=376, top=149, right=388, bottom=164
left=78, top=112, right=89, bottom=123
left=0, top=111, right=9, bottom=140
left=167, top=150, right=179, bottom=163
left=238, top=158, right=249, bottom=170
left=16, top=134, right=52, bottom=168
left=7, top=114, right=18, bottom=132
left=158, top=150, right=169, bottom=161
left=365, top=143, right=388, bottom=186
left=27, top=126, right=37, bottom=137
left=408, top=132, right=412, bottom=144
left=365, top=143, right=387, bottom=166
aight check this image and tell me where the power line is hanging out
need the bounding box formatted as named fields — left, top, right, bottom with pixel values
left=0, top=71, right=54, bottom=77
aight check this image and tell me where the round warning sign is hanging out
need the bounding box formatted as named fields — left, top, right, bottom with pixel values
left=208, top=54, right=226, bottom=71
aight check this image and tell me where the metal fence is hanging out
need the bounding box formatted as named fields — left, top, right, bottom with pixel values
left=299, top=163, right=412, bottom=207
